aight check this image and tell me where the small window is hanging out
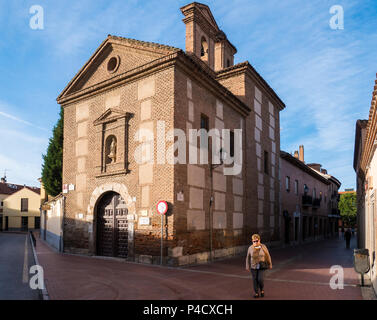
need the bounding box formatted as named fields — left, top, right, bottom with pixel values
left=0, top=201, right=3, bottom=206
left=230, top=131, right=235, bottom=157
left=286, top=176, right=290, bottom=192
left=200, top=37, right=208, bottom=59
left=227, top=59, right=230, bottom=68
left=200, top=113, right=209, bottom=149
left=294, top=180, right=298, bottom=195
left=21, top=198, right=28, bottom=212
left=200, top=114, right=209, bottom=131
left=107, top=56, right=120, bottom=73
left=264, top=151, right=269, bottom=175
left=313, top=188, right=316, bottom=199
left=304, top=184, right=309, bottom=194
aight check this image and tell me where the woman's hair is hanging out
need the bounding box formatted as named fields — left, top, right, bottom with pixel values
left=252, top=234, right=261, bottom=241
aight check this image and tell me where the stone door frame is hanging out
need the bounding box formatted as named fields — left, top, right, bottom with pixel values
left=87, top=183, right=135, bottom=257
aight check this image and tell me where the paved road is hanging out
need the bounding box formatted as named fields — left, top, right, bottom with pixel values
left=35, top=234, right=370, bottom=300
left=0, top=233, right=40, bottom=300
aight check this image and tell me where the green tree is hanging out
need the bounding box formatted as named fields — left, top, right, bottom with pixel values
left=41, top=108, right=63, bottom=197
left=338, top=192, right=357, bottom=227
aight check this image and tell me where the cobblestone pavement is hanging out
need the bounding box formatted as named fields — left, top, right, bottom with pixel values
left=35, top=234, right=369, bottom=300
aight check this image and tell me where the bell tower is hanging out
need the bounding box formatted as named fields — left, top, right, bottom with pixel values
left=180, top=2, right=237, bottom=71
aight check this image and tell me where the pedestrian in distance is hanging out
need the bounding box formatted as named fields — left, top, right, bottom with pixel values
left=344, top=228, right=351, bottom=249
left=245, top=234, right=272, bottom=298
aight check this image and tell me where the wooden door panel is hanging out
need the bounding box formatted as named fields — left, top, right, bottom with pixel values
left=97, top=192, right=128, bottom=258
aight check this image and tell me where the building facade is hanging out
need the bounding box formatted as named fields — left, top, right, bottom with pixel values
left=0, top=176, right=41, bottom=231
left=354, top=119, right=368, bottom=249
left=280, top=147, right=341, bottom=245
left=354, top=74, right=377, bottom=294
left=57, top=2, right=285, bottom=265
left=40, top=193, right=65, bottom=252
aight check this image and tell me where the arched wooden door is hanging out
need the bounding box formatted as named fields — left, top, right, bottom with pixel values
left=96, top=192, right=128, bottom=258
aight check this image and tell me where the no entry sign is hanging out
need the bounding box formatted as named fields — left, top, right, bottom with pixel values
left=156, top=200, right=168, bottom=215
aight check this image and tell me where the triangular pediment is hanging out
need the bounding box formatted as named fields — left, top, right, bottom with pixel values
left=196, top=3, right=219, bottom=31
left=93, top=108, right=132, bottom=126
left=57, top=36, right=179, bottom=103
left=181, top=2, right=220, bottom=31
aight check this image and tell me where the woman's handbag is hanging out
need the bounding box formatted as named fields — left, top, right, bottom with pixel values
left=259, top=261, right=269, bottom=270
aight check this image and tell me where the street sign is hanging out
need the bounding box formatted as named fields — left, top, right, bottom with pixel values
left=156, top=200, right=168, bottom=215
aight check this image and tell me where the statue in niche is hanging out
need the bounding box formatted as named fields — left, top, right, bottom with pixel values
left=107, top=136, right=117, bottom=164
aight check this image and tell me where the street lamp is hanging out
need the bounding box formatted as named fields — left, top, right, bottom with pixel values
left=209, top=148, right=227, bottom=262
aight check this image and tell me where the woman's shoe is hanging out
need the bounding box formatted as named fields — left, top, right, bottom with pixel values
left=254, top=293, right=259, bottom=298
left=260, top=291, right=264, bottom=297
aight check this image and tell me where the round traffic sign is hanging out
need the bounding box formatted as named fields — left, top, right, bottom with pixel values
left=156, top=200, right=168, bottom=215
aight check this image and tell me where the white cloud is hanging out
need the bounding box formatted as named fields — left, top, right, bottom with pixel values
left=0, top=111, right=48, bottom=132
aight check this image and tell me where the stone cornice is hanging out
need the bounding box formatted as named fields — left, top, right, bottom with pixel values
left=280, top=151, right=330, bottom=185
left=360, top=74, right=377, bottom=173
left=57, top=52, right=179, bottom=106
left=175, top=52, right=250, bottom=116
left=216, top=62, right=286, bottom=111
left=353, top=119, right=368, bottom=172
left=57, top=35, right=180, bottom=102
left=57, top=49, right=250, bottom=117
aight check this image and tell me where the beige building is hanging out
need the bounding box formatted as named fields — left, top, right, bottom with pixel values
left=0, top=176, right=41, bottom=231
left=354, top=74, right=377, bottom=294
left=57, top=2, right=285, bottom=265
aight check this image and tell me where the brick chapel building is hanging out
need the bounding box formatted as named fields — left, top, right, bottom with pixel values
left=57, top=2, right=285, bottom=265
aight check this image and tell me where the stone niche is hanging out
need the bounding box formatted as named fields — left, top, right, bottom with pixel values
left=93, top=108, right=133, bottom=177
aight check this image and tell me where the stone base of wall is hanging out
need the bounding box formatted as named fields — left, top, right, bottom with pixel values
left=134, top=245, right=249, bottom=267
left=61, top=240, right=283, bottom=267
left=42, top=229, right=63, bottom=252
left=64, top=247, right=90, bottom=255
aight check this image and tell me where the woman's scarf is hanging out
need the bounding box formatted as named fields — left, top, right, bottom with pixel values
left=251, top=246, right=265, bottom=264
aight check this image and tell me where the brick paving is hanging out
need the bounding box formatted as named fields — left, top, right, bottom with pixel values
left=35, top=234, right=365, bottom=300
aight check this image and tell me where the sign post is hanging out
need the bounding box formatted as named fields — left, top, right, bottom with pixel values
left=156, top=201, right=168, bottom=265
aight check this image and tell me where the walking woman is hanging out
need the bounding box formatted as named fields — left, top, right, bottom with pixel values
left=245, top=234, right=272, bottom=298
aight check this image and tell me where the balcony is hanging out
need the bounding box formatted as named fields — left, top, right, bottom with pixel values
left=302, top=195, right=313, bottom=207
left=312, top=198, right=321, bottom=209
left=331, top=208, right=340, bottom=216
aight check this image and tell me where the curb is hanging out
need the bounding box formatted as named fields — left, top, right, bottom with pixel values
left=29, top=232, right=50, bottom=300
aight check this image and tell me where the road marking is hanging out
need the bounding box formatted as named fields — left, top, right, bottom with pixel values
left=22, top=236, right=29, bottom=284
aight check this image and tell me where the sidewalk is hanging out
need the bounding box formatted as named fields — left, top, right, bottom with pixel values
left=35, top=234, right=368, bottom=300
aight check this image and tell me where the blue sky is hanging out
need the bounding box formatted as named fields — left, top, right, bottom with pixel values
left=0, top=0, right=376, bottom=189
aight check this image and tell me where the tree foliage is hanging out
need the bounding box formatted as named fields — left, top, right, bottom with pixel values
left=338, top=192, right=357, bottom=227
left=41, top=108, right=63, bottom=197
